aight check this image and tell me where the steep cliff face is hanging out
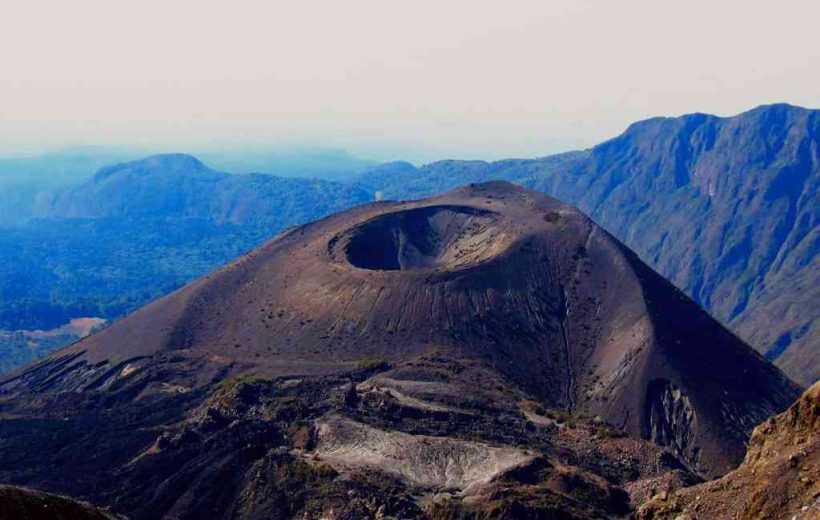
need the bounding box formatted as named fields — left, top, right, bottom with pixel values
left=639, top=382, right=820, bottom=520
left=643, top=380, right=696, bottom=463
left=361, top=104, right=819, bottom=385
left=543, top=104, right=819, bottom=387
left=0, top=183, right=799, bottom=519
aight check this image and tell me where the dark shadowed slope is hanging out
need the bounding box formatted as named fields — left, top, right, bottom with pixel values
left=639, top=381, right=820, bottom=520
left=361, top=104, right=819, bottom=385
left=0, top=183, right=799, bottom=519
left=0, top=486, right=122, bottom=520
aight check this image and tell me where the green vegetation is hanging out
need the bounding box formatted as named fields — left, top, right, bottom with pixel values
left=0, top=330, right=78, bottom=374
left=213, top=373, right=270, bottom=393
left=0, top=217, right=276, bottom=330
left=355, top=357, right=391, bottom=372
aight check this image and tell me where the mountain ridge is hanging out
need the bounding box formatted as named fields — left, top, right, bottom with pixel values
left=92, top=153, right=213, bottom=182
left=39, top=153, right=373, bottom=224
left=360, top=103, right=819, bottom=385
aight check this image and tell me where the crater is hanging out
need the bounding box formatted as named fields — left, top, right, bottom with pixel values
left=340, top=205, right=507, bottom=271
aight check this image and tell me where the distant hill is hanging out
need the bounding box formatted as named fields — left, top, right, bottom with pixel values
left=359, top=104, right=819, bottom=385
left=37, top=153, right=372, bottom=225
left=0, top=148, right=138, bottom=226
left=0, top=154, right=371, bottom=335
left=0, top=147, right=373, bottom=227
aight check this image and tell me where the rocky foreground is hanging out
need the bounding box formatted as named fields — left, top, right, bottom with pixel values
left=639, top=381, right=819, bottom=520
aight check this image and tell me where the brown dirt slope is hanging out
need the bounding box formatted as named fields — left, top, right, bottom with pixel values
left=639, top=381, right=820, bottom=519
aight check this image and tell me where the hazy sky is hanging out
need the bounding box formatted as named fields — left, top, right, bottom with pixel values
left=1, top=0, right=818, bottom=161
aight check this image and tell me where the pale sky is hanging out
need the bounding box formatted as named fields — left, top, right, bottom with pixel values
left=1, top=0, right=818, bottom=161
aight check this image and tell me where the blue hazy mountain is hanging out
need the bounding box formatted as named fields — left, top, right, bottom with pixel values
left=0, top=147, right=139, bottom=225
left=195, top=146, right=375, bottom=181
left=0, top=146, right=374, bottom=226
left=0, top=154, right=371, bottom=371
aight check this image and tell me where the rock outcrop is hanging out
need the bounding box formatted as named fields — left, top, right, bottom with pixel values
left=639, top=382, right=820, bottom=519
